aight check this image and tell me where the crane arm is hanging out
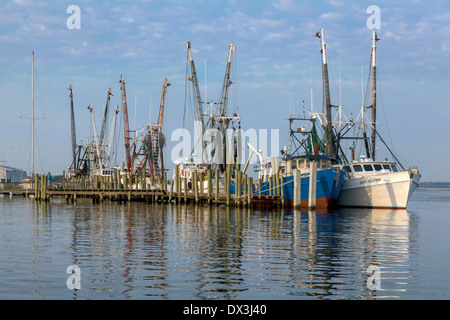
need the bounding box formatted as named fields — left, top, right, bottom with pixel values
left=120, top=74, right=132, bottom=172
left=157, top=77, right=170, bottom=130
left=99, top=87, right=112, bottom=148
left=219, top=43, right=235, bottom=116
left=68, top=85, right=77, bottom=170
left=187, top=41, right=204, bottom=130
left=242, top=142, right=264, bottom=174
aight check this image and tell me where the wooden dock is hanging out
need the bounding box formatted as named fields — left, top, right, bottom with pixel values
left=0, top=167, right=285, bottom=209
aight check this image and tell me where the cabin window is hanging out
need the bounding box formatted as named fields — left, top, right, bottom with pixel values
left=363, top=164, right=374, bottom=171
left=374, top=164, right=382, bottom=171
left=290, top=161, right=297, bottom=170
left=383, top=164, right=391, bottom=171
left=392, top=165, right=398, bottom=172
left=343, top=166, right=352, bottom=173
left=320, top=160, right=326, bottom=168
left=353, top=165, right=363, bottom=172
left=300, top=160, right=306, bottom=169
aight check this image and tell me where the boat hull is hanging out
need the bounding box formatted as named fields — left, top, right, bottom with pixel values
left=337, top=169, right=421, bottom=209
left=230, top=168, right=345, bottom=209
left=282, top=168, right=345, bottom=209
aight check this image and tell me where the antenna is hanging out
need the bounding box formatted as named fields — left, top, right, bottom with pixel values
left=134, top=91, right=137, bottom=137
left=361, top=59, right=364, bottom=108
left=31, top=51, right=34, bottom=179
left=149, top=93, right=152, bottom=124
left=205, top=59, right=207, bottom=110
left=310, top=60, right=314, bottom=113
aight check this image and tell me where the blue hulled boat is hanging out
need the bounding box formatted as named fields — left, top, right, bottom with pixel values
left=279, top=155, right=345, bottom=209
left=231, top=154, right=345, bottom=209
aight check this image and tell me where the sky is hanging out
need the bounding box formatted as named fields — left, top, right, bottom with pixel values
left=0, top=0, right=449, bottom=181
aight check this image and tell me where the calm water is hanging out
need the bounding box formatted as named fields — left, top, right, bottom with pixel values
left=0, top=189, right=449, bottom=300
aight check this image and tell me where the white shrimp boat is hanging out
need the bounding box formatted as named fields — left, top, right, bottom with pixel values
left=336, top=157, right=420, bottom=209
left=331, top=31, right=421, bottom=209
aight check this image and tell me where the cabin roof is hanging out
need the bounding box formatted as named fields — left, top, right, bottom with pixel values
left=283, top=154, right=336, bottom=161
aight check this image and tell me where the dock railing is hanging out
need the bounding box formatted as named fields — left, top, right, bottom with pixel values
left=0, top=182, right=34, bottom=190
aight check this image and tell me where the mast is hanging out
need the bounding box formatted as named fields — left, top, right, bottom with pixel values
left=371, top=31, right=379, bottom=160
left=120, top=74, right=131, bottom=172
left=218, top=43, right=236, bottom=169
left=219, top=43, right=235, bottom=116
left=68, top=85, right=77, bottom=172
left=158, top=78, right=169, bottom=129
left=31, top=51, right=34, bottom=179
left=317, top=28, right=334, bottom=157
left=87, top=104, right=102, bottom=171
left=100, top=87, right=112, bottom=148
left=186, top=41, right=204, bottom=130
left=157, top=77, right=170, bottom=176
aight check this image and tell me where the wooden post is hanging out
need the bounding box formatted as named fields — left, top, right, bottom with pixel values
left=177, top=175, right=181, bottom=203
left=308, top=161, right=317, bottom=209
left=34, top=174, right=39, bottom=201
left=280, top=176, right=284, bottom=208
left=194, top=171, right=199, bottom=203
left=269, top=176, right=273, bottom=196
left=40, top=175, right=44, bottom=202
left=248, top=177, right=253, bottom=207
left=235, top=169, right=241, bottom=206
left=207, top=168, right=212, bottom=204
left=169, top=180, right=174, bottom=202
left=293, top=170, right=301, bottom=209
left=275, top=170, right=279, bottom=197
left=175, top=165, right=180, bottom=203
left=184, top=176, right=188, bottom=203
left=214, top=168, right=219, bottom=205
left=243, top=173, right=247, bottom=207
left=227, top=164, right=232, bottom=206
left=164, top=171, right=167, bottom=193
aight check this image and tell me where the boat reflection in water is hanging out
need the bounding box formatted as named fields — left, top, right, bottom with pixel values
left=23, top=199, right=417, bottom=300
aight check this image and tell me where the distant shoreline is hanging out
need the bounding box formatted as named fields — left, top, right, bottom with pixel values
left=418, top=188, right=450, bottom=190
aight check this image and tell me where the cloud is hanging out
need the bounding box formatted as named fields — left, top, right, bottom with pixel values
left=273, top=0, right=301, bottom=12
left=329, top=0, right=345, bottom=7
left=121, top=16, right=135, bottom=23
left=319, top=12, right=343, bottom=21
left=261, top=32, right=291, bottom=42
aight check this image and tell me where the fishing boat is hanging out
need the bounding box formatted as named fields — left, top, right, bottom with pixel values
left=336, top=157, right=420, bottom=209
left=274, top=106, right=345, bottom=209
left=173, top=41, right=240, bottom=193
left=233, top=147, right=345, bottom=209
left=280, top=154, right=345, bottom=209
left=247, top=28, right=347, bottom=210
left=332, top=31, right=421, bottom=209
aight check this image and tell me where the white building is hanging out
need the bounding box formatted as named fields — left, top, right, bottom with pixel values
left=0, top=165, right=27, bottom=182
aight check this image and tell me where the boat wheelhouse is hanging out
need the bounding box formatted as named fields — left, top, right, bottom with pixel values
left=340, top=158, right=400, bottom=178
